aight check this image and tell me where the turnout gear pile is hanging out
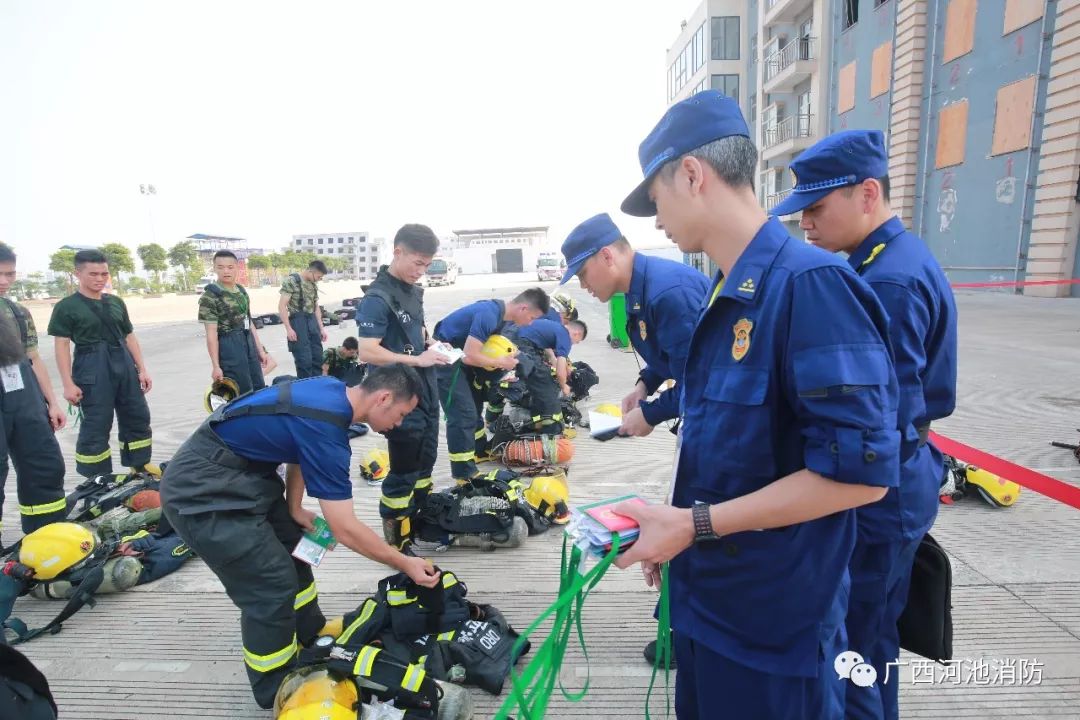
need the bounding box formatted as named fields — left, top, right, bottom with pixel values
left=301, top=569, right=524, bottom=718
left=561, top=360, right=600, bottom=429
left=410, top=486, right=529, bottom=553
left=47, top=292, right=153, bottom=477
left=939, top=454, right=1020, bottom=507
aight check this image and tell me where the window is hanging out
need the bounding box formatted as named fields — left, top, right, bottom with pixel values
left=711, top=74, right=740, bottom=103
left=750, top=34, right=758, bottom=65
left=797, top=91, right=812, bottom=136
left=693, top=79, right=708, bottom=96
left=842, top=0, right=858, bottom=30
left=318, top=238, right=324, bottom=245
left=711, top=17, right=739, bottom=60
left=750, top=94, right=757, bottom=123
left=692, top=22, right=706, bottom=74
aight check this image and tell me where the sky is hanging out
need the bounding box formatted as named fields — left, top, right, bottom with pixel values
left=1, top=0, right=701, bottom=274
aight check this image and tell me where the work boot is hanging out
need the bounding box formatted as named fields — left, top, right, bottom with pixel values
left=643, top=635, right=676, bottom=668
left=381, top=518, right=412, bottom=556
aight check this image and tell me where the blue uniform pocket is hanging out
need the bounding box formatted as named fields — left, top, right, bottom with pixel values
left=700, top=366, right=775, bottom=477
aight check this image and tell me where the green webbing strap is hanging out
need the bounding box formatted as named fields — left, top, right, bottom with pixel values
left=68, top=403, right=83, bottom=429
left=442, top=361, right=463, bottom=418
left=645, top=563, right=672, bottom=720
left=495, top=533, right=622, bottom=720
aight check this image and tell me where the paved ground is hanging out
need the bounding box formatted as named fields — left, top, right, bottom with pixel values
left=7, top=275, right=1080, bottom=719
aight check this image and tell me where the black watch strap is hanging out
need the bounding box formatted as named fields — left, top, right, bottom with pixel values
left=692, top=503, right=719, bottom=543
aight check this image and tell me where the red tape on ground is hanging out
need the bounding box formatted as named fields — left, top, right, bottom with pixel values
left=950, top=278, right=1080, bottom=288
left=929, top=431, right=1080, bottom=511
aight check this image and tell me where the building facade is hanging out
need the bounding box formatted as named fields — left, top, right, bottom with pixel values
left=291, top=232, right=381, bottom=280
left=668, top=0, right=1080, bottom=297
left=450, top=227, right=549, bottom=275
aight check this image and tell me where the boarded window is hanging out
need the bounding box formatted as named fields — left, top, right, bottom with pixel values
left=1003, top=0, right=1043, bottom=35
left=943, top=0, right=977, bottom=64
left=935, top=101, right=968, bottom=169
left=870, top=41, right=893, bottom=99
left=838, top=61, right=856, bottom=114
left=991, top=76, right=1037, bottom=156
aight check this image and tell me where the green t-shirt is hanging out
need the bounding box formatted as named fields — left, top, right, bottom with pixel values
left=322, top=347, right=357, bottom=379
left=280, top=273, right=319, bottom=315
left=0, top=297, right=38, bottom=352
left=198, top=284, right=251, bottom=334
left=47, top=292, right=134, bottom=346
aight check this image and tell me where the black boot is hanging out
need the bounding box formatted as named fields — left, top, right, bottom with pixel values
left=643, top=635, right=676, bottom=668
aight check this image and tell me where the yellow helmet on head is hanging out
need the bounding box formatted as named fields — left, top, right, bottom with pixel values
left=204, top=377, right=241, bottom=413
left=481, top=334, right=518, bottom=370
left=524, top=473, right=571, bottom=525
left=19, top=522, right=98, bottom=580
left=274, top=664, right=359, bottom=720
left=359, top=448, right=390, bottom=482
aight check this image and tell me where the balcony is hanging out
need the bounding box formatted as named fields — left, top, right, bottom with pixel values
left=762, top=37, right=816, bottom=94
left=764, top=188, right=793, bottom=213
left=761, top=114, right=815, bottom=161
left=764, top=0, right=812, bottom=25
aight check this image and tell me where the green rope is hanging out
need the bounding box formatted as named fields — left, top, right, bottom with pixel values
left=645, top=563, right=672, bottom=720
left=68, top=403, right=83, bottom=429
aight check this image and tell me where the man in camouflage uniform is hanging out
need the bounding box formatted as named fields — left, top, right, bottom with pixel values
left=199, top=250, right=270, bottom=396
left=322, top=336, right=363, bottom=384
left=0, top=243, right=67, bottom=542
left=278, top=260, right=328, bottom=378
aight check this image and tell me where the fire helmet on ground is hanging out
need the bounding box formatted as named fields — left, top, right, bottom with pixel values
left=273, top=664, right=359, bottom=720
left=359, top=448, right=390, bottom=482
left=18, top=522, right=98, bottom=581
left=525, top=473, right=571, bottom=524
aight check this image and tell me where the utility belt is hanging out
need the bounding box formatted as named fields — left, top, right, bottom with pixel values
left=74, top=340, right=124, bottom=355
left=288, top=311, right=315, bottom=320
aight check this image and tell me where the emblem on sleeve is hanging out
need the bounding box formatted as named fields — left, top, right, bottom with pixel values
left=732, top=318, right=753, bottom=361
left=639, top=320, right=647, bottom=341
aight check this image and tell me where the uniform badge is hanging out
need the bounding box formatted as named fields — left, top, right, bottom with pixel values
left=732, top=318, right=753, bottom=361
left=639, top=320, right=647, bottom=341
left=737, top=277, right=756, bottom=295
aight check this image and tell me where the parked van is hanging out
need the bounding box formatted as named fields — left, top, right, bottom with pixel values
left=423, top=257, right=459, bottom=286
left=536, top=252, right=565, bottom=281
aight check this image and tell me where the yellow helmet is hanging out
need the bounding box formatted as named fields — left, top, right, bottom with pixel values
left=359, top=448, right=390, bottom=482
left=273, top=664, right=359, bottom=720
left=965, top=466, right=1021, bottom=507
left=594, top=403, right=622, bottom=417
left=524, top=473, right=571, bottom=524
left=204, top=377, right=240, bottom=413
left=480, top=334, right=518, bottom=370
left=19, top=522, right=98, bottom=580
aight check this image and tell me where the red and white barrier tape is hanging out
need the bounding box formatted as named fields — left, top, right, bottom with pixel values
left=929, top=431, right=1080, bottom=511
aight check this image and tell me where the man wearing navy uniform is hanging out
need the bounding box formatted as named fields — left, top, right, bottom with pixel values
left=772, top=129, right=958, bottom=720
left=559, top=213, right=709, bottom=439
left=432, top=290, right=549, bottom=480
left=161, top=366, right=440, bottom=709
left=610, top=90, right=904, bottom=719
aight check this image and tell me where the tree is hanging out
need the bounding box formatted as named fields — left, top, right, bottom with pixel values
left=49, top=248, right=77, bottom=294
left=246, top=254, right=271, bottom=285
left=46, top=277, right=69, bottom=298
left=12, top=273, right=45, bottom=301
left=137, top=243, right=168, bottom=286
left=168, top=241, right=201, bottom=290
left=99, top=243, right=135, bottom=286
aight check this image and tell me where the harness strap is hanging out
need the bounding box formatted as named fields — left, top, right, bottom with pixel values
left=0, top=297, right=29, bottom=349
left=219, top=382, right=350, bottom=430
left=8, top=563, right=106, bottom=645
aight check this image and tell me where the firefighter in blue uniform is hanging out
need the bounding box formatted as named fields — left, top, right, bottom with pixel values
left=431, top=289, right=549, bottom=480
left=0, top=244, right=67, bottom=542
left=559, top=213, right=709, bottom=439
left=498, top=317, right=587, bottom=435
left=610, top=90, right=905, bottom=719
left=160, top=366, right=439, bottom=709
left=48, top=249, right=153, bottom=478
left=355, top=224, right=450, bottom=554
left=772, top=129, right=958, bottom=720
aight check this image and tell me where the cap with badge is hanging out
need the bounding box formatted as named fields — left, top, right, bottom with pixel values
left=621, top=89, right=751, bottom=218
left=770, top=129, right=890, bottom=217
left=558, top=212, right=623, bottom=285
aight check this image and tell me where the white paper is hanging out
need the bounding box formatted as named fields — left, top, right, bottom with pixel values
left=431, top=342, right=464, bottom=363
left=588, top=410, right=622, bottom=438
left=0, top=364, right=24, bottom=393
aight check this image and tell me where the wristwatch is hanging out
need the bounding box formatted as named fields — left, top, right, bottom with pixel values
left=692, top=503, right=719, bottom=543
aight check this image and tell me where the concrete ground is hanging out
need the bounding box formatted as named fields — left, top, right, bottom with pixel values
left=6, top=273, right=1080, bottom=719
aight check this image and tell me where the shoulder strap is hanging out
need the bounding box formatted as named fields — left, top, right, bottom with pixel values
left=0, top=297, right=28, bottom=348
left=220, top=381, right=350, bottom=430
left=363, top=287, right=410, bottom=336
left=74, top=293, right=124, bottom=344
left=289, top=272, right=304, bottom=307
left=7, top=564, right=106, bottom=645
left=205, top=283, right=224, bottom=298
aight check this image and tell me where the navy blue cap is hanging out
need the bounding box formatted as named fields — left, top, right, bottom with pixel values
left=621, top=90, right=751, bottom=217
left=771, top=130, right=890, bottom=217
left=559, top=213, right=622, bottom=285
